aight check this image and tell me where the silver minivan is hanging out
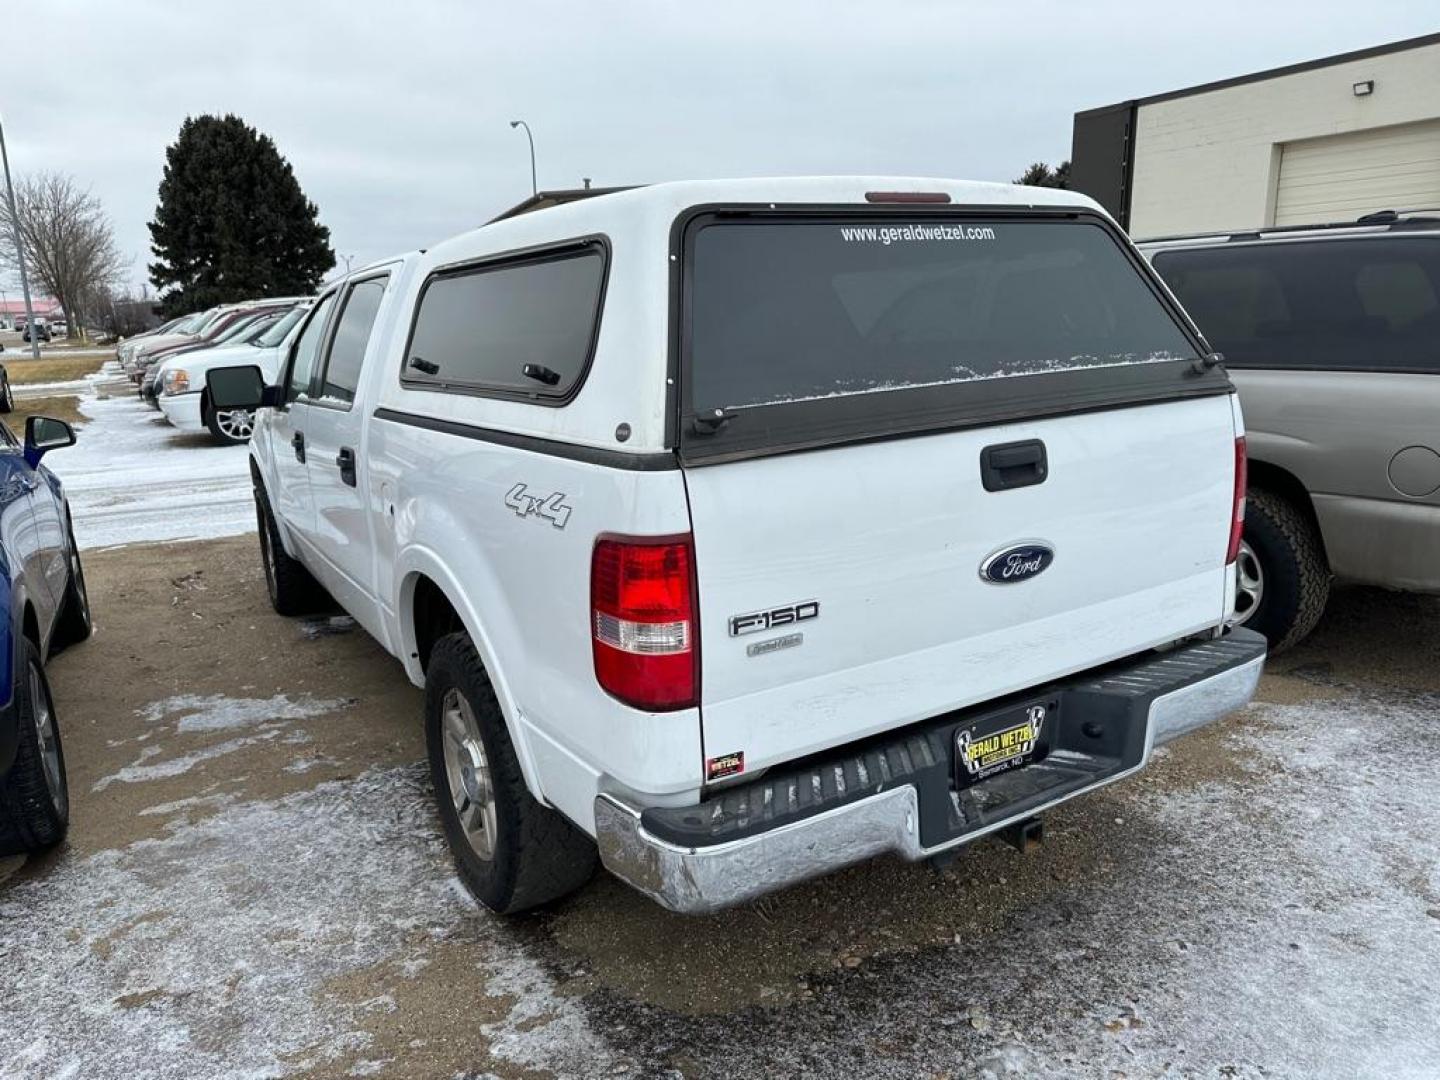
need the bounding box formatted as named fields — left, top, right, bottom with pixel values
left=1141, top=212, right=1440, bottom=651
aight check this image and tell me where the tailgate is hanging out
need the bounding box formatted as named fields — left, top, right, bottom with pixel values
left=686, top=395, right=1237, bottom=774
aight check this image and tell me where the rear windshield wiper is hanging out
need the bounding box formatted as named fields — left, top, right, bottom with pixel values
left=1189, top=351, right=1226, bottom=375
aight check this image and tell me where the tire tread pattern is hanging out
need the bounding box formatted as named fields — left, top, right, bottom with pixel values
left=427, top=632, right=596, bottom=914
left=0, top=642, right=67, bottom=856
left=256, top=487, right=331, bottom=617
left=50, top=521, right=92, bottom=652
left=1247, top=488, right=1330, bottom=653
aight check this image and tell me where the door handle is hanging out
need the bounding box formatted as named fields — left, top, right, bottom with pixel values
left=336, top=447, right=357, bottom=487
left=291, top=431, right=306, bottom=463
left=980, top=439, right=1048, bottom=492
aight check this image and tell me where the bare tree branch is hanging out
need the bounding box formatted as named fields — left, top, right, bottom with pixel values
left=0, top=171, right=128, bottom=342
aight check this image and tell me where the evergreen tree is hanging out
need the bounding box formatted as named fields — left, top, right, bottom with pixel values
left=1014, top=161, right=1071, bottom=189
left=148, top=115, right=334, bottom=314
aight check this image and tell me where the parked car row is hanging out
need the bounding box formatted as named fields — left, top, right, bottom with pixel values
left=116, top=296, right=311, bottom=445
left=154, top=303, right=312, bottom=444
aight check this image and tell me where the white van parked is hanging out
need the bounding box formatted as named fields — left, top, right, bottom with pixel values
left=208, top=177, right=1264, bottom=914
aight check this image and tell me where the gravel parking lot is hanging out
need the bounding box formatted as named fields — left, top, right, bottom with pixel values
left=1, top=394, right=1438, bottom=1079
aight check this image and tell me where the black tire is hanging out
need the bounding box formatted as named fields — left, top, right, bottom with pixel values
left=0, top=640, right=69, bottom=856
left=254, top=483, right=330, bottom=616
left=1236, top=488, right=1331, bottom=653
left=425, top=632, right=596, bottom=914
left=206, top=400, right=256, bottom=446
left=0, top=371, right=13, bottom=414
left=49, top=517, right=92, bottom=652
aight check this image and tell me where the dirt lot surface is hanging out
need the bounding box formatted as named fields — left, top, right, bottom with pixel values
left=0, top=528, right=1435, bottom=1080
left=4, top=393, right=88, bottom=429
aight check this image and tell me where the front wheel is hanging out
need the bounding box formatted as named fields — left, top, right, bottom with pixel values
left=206, top=401, right=256, bottom=446
left=254, top=484, right=330, bottom=616
left=1232, top=488, right=1331, bottom=653
left=0, top=641, right=69, bottom=855
left=425, top=632, right=596, bottom=914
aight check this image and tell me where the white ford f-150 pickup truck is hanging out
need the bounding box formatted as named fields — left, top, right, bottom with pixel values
left=207, top=177, right=1265, bottom=915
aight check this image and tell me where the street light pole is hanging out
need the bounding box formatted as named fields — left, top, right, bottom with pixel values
left=0, top=112, right=41, bottom=359
left=509, top=119, right=537, bottom=197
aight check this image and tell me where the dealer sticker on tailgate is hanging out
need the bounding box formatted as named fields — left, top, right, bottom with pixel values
left=955, top=702, right=1052, bottom=787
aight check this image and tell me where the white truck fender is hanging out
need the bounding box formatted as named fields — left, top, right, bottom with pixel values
left=391, top=543, right=548, bottom=806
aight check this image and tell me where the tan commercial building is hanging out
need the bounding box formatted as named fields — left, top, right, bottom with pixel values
left=1071, top=33, right=1440, bottom=238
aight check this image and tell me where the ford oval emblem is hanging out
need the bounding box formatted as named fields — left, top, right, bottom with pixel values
left=979, top=542, right=1055, bottom=585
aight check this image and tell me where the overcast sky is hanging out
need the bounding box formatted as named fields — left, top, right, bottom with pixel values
left=3, top=1, right=1436, bottom=296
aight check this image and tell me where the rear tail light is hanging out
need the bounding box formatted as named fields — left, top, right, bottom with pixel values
left=591, top=535, right=698, bottom=711
left=1226, top=436, right=1247, bottom=564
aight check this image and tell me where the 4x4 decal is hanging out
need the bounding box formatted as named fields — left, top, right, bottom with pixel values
left=504, top=483, right=573, bottom=529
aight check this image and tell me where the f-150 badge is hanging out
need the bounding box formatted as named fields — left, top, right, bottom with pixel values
left=504, top=483, right=573, bottom=529
left=729, top=600, right=819, bottom=637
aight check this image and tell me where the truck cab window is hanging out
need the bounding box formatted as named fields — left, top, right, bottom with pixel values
left=286, top=292, right=337, bottom=402
left=318, top=277, right=389, bottom=406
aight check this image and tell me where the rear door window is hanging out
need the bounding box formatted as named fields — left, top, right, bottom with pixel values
left=1153, top=237, right=1440, bottom=373
left=317, top=276, right=389, bottom=406
left=286, top=293, right=337, bottom=403
left=403, top=244, right=606, bottom=402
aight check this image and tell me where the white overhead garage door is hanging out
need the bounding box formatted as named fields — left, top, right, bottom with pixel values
left=1274, top=119, right=1440, bottom=227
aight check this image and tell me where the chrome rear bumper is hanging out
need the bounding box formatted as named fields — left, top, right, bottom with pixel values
left=595, top=631, right=1265, bottom=914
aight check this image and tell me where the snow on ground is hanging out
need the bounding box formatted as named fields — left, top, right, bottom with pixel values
left=0, top=766, right=612, bottom=1080
left=93, top=694, right=349, bottom=792
left=49, top=387, right=254, bottom=549
left=12, top=378, right=95, bottom=398
left=142, top=693, right=349, bottom=734
left=3, top=681, right=1436, bottom=1077
left=582, top=684, right=1440, bottom=1080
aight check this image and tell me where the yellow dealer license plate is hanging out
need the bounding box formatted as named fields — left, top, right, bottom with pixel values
left=954, top=700, right=1054, bottom=789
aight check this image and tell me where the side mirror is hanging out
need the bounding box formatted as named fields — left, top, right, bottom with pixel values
left=206, top=365, right=274, bottom=410
left=24, top=415, right=76, bottom=467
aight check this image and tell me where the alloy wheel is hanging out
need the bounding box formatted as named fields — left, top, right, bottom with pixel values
left=30, top=663, right=66, bottom=817
left=440, top=688, right=497, bottom=861
left=1233, top=540, right=1264, bottom=624
left=216, top=408, right=255, bottom=441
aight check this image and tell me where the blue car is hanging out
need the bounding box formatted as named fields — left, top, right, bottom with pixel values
left=0, top=414, right=90, bottom=856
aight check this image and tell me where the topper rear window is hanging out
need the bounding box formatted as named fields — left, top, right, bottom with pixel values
left=677, top=210, right=1222, bottom=462
left=688, top=217, right=1195, bottom=411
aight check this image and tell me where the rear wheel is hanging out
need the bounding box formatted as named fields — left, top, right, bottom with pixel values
left=425, top=632, right=596, bottom=914
left=206, top=401, right=256, bottom=445
left=1233, top=488, right=1330, bottom=653
left=0, top=641, right=69, bottom=856
left=254, top=484, right=330, bottom=616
